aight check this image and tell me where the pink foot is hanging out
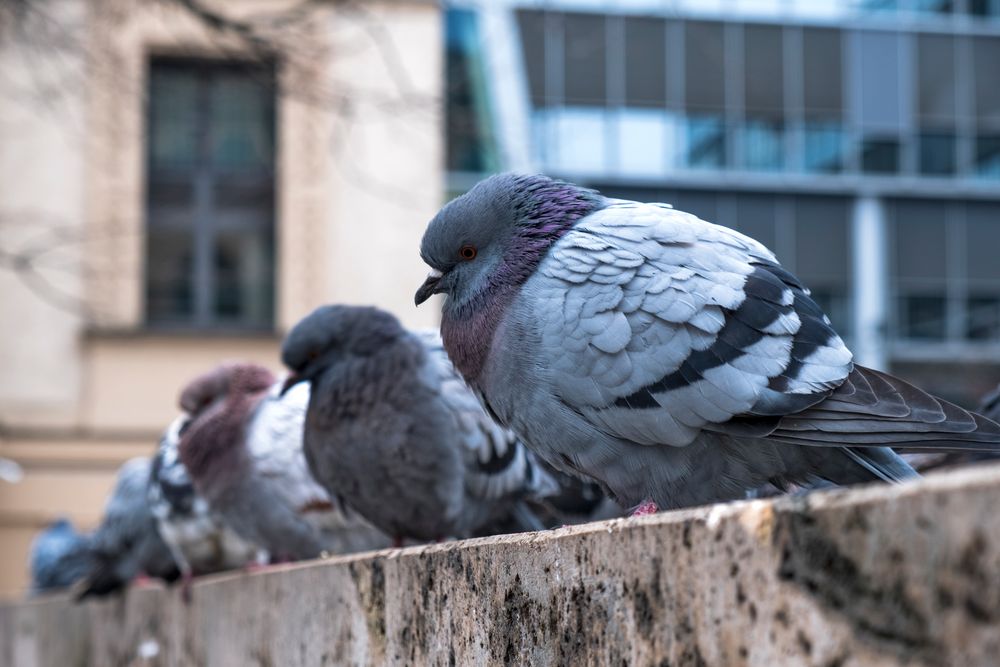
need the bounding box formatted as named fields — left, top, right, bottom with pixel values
left=392, top=536, right=404, bottom=549
left=180, top=570, right=193, bottom=605
left=630, top=500, right=659, bottom=517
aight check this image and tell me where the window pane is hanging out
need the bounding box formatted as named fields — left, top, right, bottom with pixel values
left=914, top=0, right=953, bottom=13
left=976, top=136, right=1000, bottom=178
left=902, top=295, right=947, bottom=340
left=917, top=35, right=955, bottom=124
left=803, top=28, right=842, bottom=115
left=918, top=132, right=956, bottom=175
left=685, top=21, right=725, bottom=111
left=686, top=115, right=726, bottom=168
left=564, top=13, right=606, bottom=105
left=794, top=196, right=850, bottom=284
left=741, top=120, right=783, bottom=171
left=744, top=25, right=783, bottom=116
left=213, top=229, right=274, bottom=326
left=624, top=17, right=666, bottom=107
left=734, top=194, right=777, bottom=251
left=970, top=0, right=1000, bottom=17
left=146, top=228, right=194, bottom=323
left=854, top=32, right=904, bottom=131
left=804, top=121, right=844, bottom=172
left=210, top=71, right=274, bottom=172
left=516, top=10, right=547, bottom=107
left=672, top=191, right=720, bottom=223
left=965, top=203, right=1000, bottom=282
left=973, top=38, right=1000, bottom=128
left=861, top=137, right=899, bottom=173
left=893, top=201, right=947, bottom=280
left=967, top=295, right=1000, bottom=340
left=149, top=68, right=199, bottom=171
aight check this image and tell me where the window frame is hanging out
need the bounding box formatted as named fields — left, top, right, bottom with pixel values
left=144, top=56, right=278, bottom=332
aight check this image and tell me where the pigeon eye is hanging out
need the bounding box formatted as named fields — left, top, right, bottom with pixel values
left=459, top=245, right=477, bottom=261
left=307, top=350, right=319, bottom=361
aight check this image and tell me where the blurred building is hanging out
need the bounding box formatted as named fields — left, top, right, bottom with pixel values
left=0, top=0, right=442, bottom=596
left=448, top=0, right=1000, bottom=406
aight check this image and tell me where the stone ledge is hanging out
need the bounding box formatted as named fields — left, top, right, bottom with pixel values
left=4, top=464, right=1000, bottom=666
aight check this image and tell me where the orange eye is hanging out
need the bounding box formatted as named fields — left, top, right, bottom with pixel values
left=459, top=245, right=477, bottom=261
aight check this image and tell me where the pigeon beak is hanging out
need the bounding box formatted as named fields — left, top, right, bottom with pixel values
left=414, top=268, right=444, bottom=306
left=280, top=372, right=305, bottom=397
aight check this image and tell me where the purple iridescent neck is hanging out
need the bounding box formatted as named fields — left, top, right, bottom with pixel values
left=443, top=176, right=604, bottom=381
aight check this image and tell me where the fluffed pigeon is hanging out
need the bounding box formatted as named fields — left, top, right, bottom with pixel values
left=415, top=173, right=1000, bottom=512
left=281, top=305, right=560, bottom=543
left=78, top=457, right=179, bottom=598
left=149, top=414, right=260, bottom=585
left=29, top=517, right=93, bottom=594
left=177, top=362, right=389, bottom=561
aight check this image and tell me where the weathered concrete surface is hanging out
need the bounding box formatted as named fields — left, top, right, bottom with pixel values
left=4, top=465, right=1000, bottom=666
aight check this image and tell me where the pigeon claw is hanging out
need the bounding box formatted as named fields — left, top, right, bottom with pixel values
left=630, top=500, right=659, bottom=517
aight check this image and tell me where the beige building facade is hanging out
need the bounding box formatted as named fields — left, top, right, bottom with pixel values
left=0, top=0, right=443, bottom=596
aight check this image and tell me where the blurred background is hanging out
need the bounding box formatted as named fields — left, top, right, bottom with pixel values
left=2, top=0, right=999, bottom=596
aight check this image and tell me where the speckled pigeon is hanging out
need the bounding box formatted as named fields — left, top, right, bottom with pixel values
left=177, top=362, right=390, bottom=561
left=149, top=414, right=260, bottom=586
left=281, top=305, right=560, bottom=544
left=78, top=457, right=180, bottom=598
left=415, top=173, right=1000, bottom=513
left=29, top=517, right=93, bottom=594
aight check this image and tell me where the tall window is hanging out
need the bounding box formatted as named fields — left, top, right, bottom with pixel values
left=145, top=59, right=276, bottom=330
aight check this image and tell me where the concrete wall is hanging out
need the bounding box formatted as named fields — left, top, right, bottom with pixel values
left=0, top=0, right=442, bottom=596
left=4, top=465, right=1000, bottom=666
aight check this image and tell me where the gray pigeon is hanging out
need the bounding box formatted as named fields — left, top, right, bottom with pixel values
left=906, top=384, right=1000, bottom=472
left=149, top=414, right=260, bottom=586
left=177, top=362, right=389, bottom=561
left=415, top=173, right=1000, bottom=513
left=78, top=457, right=179, bottom=598
left=29, top=517, right=93, bottom=594
left=281, top=305, right=560, bottom=544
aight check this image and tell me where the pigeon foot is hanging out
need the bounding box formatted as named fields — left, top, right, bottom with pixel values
left=630, top=500, right=659, bottom=517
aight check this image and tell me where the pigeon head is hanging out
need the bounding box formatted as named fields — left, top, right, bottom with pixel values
left=281, top=304, right=407, bottom=394
left=415, top=173, right=604, bottom=314
left=179, top=363, right=274, bottom=416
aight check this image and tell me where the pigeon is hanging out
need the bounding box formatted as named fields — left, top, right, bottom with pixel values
left=149, top=414, right=260, bottom=587
left=29, top=517, right=93, bottom=594
left=281, top=305, right=560, bottom=544
left=415, top=173, right=1000, bottom=513
left=177, top=362, right=390, bottom=561
left=77, top=457, right=180, bottom=598
left=906, top=384, right=1000, bottom=472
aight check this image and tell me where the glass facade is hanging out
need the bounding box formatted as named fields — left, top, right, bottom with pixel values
left=445, top=2, right=1000, bottom=402
left=513, top=10, right=1000, bottom=182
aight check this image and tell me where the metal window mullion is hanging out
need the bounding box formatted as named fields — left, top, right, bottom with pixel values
left=955, top=32, right=975, bottom=175
left=668, top=20, right=685, bottom=172
left=900, top=31, right=919, bottom=176
left=843, top=29, right=861, bottom=174
left=946, top=202, right=967, bottom=341
left=606, top=15, right=625, bottom=176
left=542, top=10, right=565, bottom=169
left=726, top=22, right=744, bottom=171
left=785, top=26, right=804, bottom=172
left=193, top=69, right=215, bottom=328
